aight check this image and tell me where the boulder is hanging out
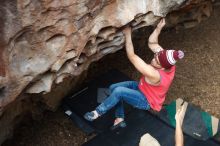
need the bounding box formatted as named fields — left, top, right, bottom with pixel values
left=0, top=0, right=214, bottom=144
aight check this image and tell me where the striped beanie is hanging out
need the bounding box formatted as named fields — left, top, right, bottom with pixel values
left=158, top=50, right=184, bottom=69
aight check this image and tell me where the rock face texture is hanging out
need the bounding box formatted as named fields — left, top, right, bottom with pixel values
left=0, top=0, right=214, bottom=144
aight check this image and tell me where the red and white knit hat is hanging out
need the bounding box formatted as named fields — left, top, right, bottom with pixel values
left=158, top=50, right=184, bottom=69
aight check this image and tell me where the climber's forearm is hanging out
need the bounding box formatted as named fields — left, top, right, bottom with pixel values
left=175, top=123, right=184, bottom=146
left=124, top=31, right=135, bottom=57
left=149, top=27, right=162, bottom=43
left=148, top=27, right=163, bottom=53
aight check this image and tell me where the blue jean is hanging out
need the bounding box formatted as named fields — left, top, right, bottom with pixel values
left=95, top=81, right=150, bottom=119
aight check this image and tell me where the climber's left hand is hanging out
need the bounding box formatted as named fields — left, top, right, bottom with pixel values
left=123, top=27, right=131, bottom=36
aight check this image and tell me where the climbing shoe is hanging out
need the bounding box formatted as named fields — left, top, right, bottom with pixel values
left=110, top=120, right=127, bottom=130
left=84, top=111, right=99, bottom=121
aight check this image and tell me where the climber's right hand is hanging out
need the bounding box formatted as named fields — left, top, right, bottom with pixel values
left=122, top=27, right=131, bottom=36
left=157, top=18, right=166, bottom=29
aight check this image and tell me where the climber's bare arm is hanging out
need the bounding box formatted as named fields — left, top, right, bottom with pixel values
left=175, top=107, right=185, bottom=146
left=148, top=18, right=165, bottom=53
left=123, top=27, right=160, bottom=84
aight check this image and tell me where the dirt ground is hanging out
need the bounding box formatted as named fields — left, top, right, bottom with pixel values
left=3, top=6, right=220, bottom=146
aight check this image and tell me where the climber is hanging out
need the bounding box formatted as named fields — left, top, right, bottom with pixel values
left=84, top=18, right=185, bottom=130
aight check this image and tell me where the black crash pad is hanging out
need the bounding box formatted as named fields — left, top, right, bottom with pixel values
left=62, top=69, right=220, bottom=146
left=83, top=109, right=220, bottom=146
left=62, top=69, right=133, bottom=134
left=157, top=98, right=220, bottom=141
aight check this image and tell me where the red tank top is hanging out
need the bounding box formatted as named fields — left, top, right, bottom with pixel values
left=138, top=66, right=176, bottom=111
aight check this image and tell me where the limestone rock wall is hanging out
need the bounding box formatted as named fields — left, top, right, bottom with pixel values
left=0, top=0, right=187, bottom=112
left=0, top=0, right=214, bottom=144
left=166, top=0, right=214, bottom=29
